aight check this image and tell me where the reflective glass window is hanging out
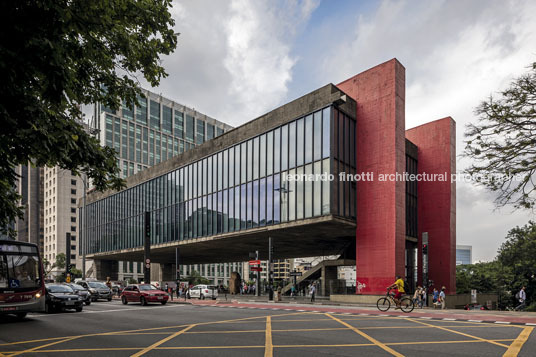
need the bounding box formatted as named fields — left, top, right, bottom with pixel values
left=228, top=186, right=234, bottom=232
left=296, top=166, right=304, bottom=220
left=196, top=119, right=205, bottom=144
left=136, top=95, right=147, bottom=125
left=253, top=137, right=259, bottom=180
left=223, top=150, right=228, bottom=189
left=174, top=110, right=184, bottom=138
left=247, top=140, right=253, bottom=182
left=289, top=122, right=296, bottom=169
left=273, top=174, right=280, bottom=224
left=305, top=114, right=313, bottom=164
left=313, top=161, right=322, bottom=216
left=240, top=184, right=246, bottom=229
left=281, top=125, right=287, bottom=171
left=267, top=131, right=273, bottom=176
left=223, top=189, right=229, bottom=232
left=162, top=106, right=172, bottom=134
left=229, top=147, right=234, bottom=187
left=260, top=134, right=266, bottom=178
left=296, top=118, right=304, bottom=166
left=322, top=158, right=330, bottom=215
left=266, top=175, right=273, bottom=224
left=234, top=186, right=240, bottom=230
left=122, top=100, right=134, bottom=121
left=322, top=107, right=330, bottom=158
left=241, top=142, right=247, bottom=184
left=259, top=177, right=266, bottom=226
left=247, top=182, right=253, bottom=229
left=150, top=100, right=160, bottom=130
left=217, top=152, right=223, bottom=191
left=288, top=168, right=296, bottom=221
left=304, top=164, right=313, bottom=218
left=185, top=114, right=194, bottom=142
left=207, top=123, right=215, bottom=140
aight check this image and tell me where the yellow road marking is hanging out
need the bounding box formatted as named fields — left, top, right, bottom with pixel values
left=326, top=313, right=404, bottom=357
left=6, top=336, right=81, bottom=357
left=265, top=316, right=273, bottom=357
left=1, top=339, right=517, bottom=354
left=409, top=318, right=509, bottom=348
left=130, top=324, right=196, bottom=357
left=503, top=326, right=533, bottom=357
left=0, top=311, right=310, bottom=348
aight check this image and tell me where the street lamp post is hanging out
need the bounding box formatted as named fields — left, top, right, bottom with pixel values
left=82, top=174, right=87, bottom=280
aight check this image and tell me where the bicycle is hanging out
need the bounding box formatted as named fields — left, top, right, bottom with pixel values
left=377, top=289, right=414, bottom=313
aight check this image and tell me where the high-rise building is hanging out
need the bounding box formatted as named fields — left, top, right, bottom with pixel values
left=456, top=245, right=472, bottom=265
left=12, top=164, right=44, bottom=249
left=85, top=88, right=233, bottom=281
left=43, top=167, right=84, bottom=277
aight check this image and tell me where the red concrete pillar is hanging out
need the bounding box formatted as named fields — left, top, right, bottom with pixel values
left=406, top=118, right=456, bottom=293
left=337, top=59, right=407, bottom=294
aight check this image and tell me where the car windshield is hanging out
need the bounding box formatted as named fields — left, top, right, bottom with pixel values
left=138, top=285, right=158, bottom=291
left=47, top=285, right=73, bottom=293
left=88, top=282, right=107, bottom=288
left=69, top=284, right=85, bottom=291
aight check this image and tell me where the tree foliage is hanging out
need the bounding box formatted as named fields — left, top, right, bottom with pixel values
left=185, top=271, right=210, bottom=286
left=0, top=0, right=177, bottom=236
left=464, top=62, right=536, bottom=210
left=456, top=221, right=536, bottom=309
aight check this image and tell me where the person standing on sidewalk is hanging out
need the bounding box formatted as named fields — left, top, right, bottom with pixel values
left=515, top=286, right=527, bottom=311
left=310, top=284, right=316, bottom=302
left=439, top=286, right=446, bottom=309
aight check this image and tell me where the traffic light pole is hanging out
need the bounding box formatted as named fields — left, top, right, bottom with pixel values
left=268, top=237, right=273, bottom=301
left=144, top=211, right=151, bottom=284
left=255, top=250, right=260, bottom=297
left=65, top=232, right=71, bottom=282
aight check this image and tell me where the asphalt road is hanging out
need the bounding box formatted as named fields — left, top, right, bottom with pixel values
left=0, top=300, right=534, bottom=356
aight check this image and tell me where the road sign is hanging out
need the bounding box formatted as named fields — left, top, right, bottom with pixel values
left=145, top=263, right=151, bottom=269
left=250, top=267, right=262, bottom=272
left=66, top=275, right=71, bottom=283
left=289, top=272, right=302, bottom=277
left=145, top=258, right=151, bottom=264
left=249, top=260, right=261, bottom=265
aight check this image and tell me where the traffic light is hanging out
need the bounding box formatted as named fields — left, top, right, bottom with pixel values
left=422, top=244, right=428, bottom=255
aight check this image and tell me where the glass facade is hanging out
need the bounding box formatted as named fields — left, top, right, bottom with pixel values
left=84, top=105, right=355, bottom=255
left=98, top=92, right=228, bottom=179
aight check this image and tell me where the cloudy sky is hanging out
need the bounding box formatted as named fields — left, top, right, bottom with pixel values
left=140, top=0, right=536, bottom=262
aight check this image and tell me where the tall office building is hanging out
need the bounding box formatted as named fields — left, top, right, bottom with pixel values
left=43, top=167, right=84, bottom=277
left=86, top=88, right=233, bottom=281
left=456, top=245, right=472, bottom=265
left=12, top=164, right=44, bottom=249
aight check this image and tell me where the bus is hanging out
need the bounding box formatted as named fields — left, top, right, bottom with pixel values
left=0, top=239, right=46, bottom=318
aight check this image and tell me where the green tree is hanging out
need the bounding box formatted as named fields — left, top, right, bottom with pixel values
left=456, top=221, right=536, bottom=309
left=464, top=62, right=536, bottom=209
left=0, top=0, right=177, bottom=237
left=53, top=253, right=67, bottom=271
left=185, top=271, right=210, bottom=286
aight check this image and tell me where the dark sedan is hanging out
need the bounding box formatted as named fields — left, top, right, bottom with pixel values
left=45, top=284, right=84, bottom=313
left=65, top=283, right=91, bottom=305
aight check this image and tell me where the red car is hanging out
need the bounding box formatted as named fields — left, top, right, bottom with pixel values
left=120, top=284, right=169, bottom=305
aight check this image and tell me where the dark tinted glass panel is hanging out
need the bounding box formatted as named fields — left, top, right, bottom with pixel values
left=150, top=100, right=160, bottom=130
left=296, top=118, right=304, bottom=166
left=162, top=106, right=172, bottom=134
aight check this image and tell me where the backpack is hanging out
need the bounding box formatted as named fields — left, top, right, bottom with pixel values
left=515, top=292, right=520, bottom=300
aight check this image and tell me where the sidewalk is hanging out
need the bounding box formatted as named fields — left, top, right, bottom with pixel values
left=171, top=295, right=536, bottom=325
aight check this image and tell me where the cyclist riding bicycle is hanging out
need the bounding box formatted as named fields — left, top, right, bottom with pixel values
left=386, top=275, right=405, bottom=309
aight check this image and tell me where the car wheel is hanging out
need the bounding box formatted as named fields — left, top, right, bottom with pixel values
left=107, top=297, right=112, bottom=301
left=161, top=301, right=167, bottom=305
left=45, top=303, right=52, bottom=314
left=76, top=306, right=83, bottom=312
left=85, top=300, right=91, bottom=306
left=122, top=296, right=128, bottom=305
left=140, top=296, right=147, bottom=306
left=16, top=312, right=28, bottom=319
left=200, top=294, right=205, bottom=300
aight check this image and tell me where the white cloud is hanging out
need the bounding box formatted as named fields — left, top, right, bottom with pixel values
left=314, top=0, right=536, bottom=261
left=144, top=0, right=318, bottom=127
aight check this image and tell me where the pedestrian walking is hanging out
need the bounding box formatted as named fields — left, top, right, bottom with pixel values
left=413, top=286, right=422, bottom=308
left=515, top=286, right=527, bottom=311
left=432, top=288, right=439, bottom=306
left=420, top=288, right=427, bottom=308
left=310, top=284, right=316, bottom=302
left=439, top=286, right=446, bottom=309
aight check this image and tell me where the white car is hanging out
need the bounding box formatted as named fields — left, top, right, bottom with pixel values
left=187, top=285, right=218, bottom=300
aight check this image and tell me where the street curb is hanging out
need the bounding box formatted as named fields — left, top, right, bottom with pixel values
left=187, top=301, right=536, bottom=327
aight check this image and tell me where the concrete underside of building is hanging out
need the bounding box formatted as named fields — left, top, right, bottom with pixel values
left=89, top=215, right=355, bottom=264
